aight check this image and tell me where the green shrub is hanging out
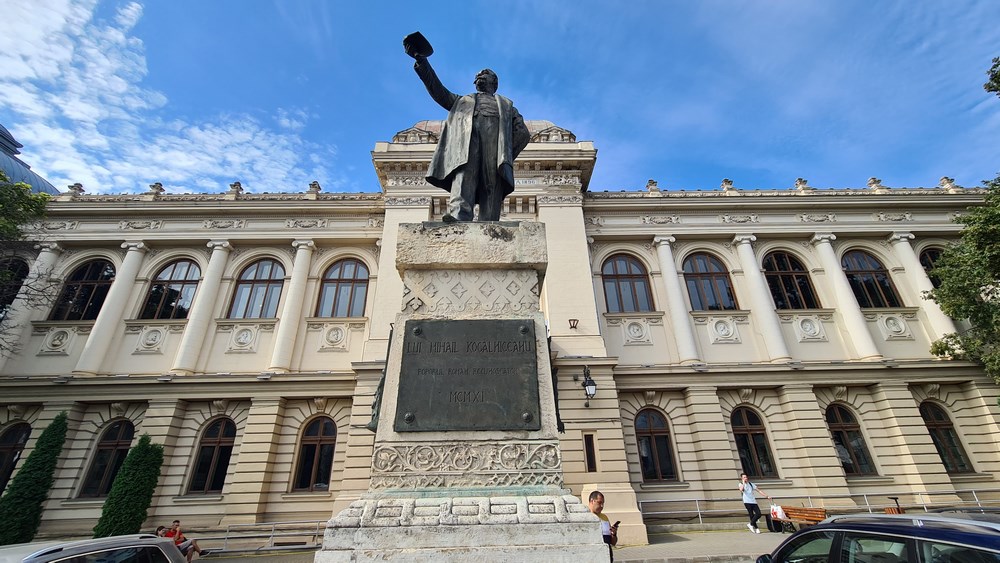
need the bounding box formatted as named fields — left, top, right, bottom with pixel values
left=0, top=411, right=68, bottom=545
left=93, top=434, right=164, bottom=538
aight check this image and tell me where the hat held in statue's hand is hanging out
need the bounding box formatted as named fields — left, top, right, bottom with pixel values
left=403, top=32, right=433, bottom=59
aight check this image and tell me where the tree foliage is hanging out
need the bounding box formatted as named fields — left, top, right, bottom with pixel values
left=928, top=175, right=1000, bottom=382
left=0, top=170, right=49, bottom=243
left=986, top=56, right=1000, bottom=98
left=93, top=434, right=164, bottom=538
left=0, top=412, right=68, bottom=545
left=0, top=170, right=56, bottom=358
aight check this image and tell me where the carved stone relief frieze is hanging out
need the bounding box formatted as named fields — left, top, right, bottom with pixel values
left=641, top=215, right=680, bottom=224
left=385, top=174, right=429, bottom=187
left=119, top=220, right=162, bottom=230
left=203, top=219, right=246, bottom=229
left=799, top=213, right=837, bottom=223
left=385, top=196, right=432, bottom=207
left=875, top=212, right=913, bottom=222
left=286, top=219, right=328, bottom=229
left=777, top=314, right=829, bottom=343
left=536, top=194, right=583, bottom=205
left=720, top=214, right=759, bottom=224
left=370, top=441, right=562, bottom=490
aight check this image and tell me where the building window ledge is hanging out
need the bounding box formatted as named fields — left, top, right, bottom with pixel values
left=173, top=494, right=224, bottom=504
left=948, top=472, right=993, bottom=483
left=639, top=481, right=689, bottom=490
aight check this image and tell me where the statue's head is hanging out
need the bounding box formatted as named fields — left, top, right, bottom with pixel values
left=474, top=69, right=498, bottom=94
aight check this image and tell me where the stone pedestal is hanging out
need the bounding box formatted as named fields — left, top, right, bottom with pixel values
left=316, top=222, right=609, bottom=562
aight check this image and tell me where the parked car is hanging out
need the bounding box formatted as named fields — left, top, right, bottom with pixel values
left=756, top=513, right=1000, bottom=563
left=0, top=534, right=187, bottom=563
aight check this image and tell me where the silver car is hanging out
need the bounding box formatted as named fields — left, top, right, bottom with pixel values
left=0, top=534, right=187, bottom=563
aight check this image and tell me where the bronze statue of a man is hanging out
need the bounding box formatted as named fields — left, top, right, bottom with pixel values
left=406, top=33, right=530, bottom=222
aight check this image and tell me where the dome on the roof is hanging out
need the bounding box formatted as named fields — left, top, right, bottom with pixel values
left=0, top=123, right=59, bottom=195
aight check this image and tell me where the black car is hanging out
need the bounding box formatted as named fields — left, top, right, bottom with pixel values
left=756, top=513, right=1000, bottom=563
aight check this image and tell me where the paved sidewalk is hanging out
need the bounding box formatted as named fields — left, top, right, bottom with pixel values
left=615, top=529, right=786, bottom=562
left=201, top=529, right=788, bottom=562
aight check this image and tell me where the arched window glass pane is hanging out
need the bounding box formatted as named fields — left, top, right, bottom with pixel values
left=316, top=259, right=369, bottom=318
left=0, top=258, right=30, bottom=321
left=826, top=404, right=877, bottom=476
left=763, top=251, right=821, bottom=309
left=634, top=409, right=677, bottom=482
left=601, top=254, right=654, bottom=314
left=842, top=250, right=902, bottom=308
left=919, top=248, right=943, bottom=289
left=731, top=407, right=777, bottom=478
left=920, top=402, right=973, bottom=474
left=0, top=422, right=31, bottom=494
left=80, top=420, right=135, bottom=497
left=140, top=259, right=201, bottom=319
left=49, top=259, right=116, bottom=321
left=227, top=259, right=285, bottom=319
left=683, top=253, right=738, bottom=311
left=293, top=416, right=337, bottom=491
left=189, top=418, right=236, bottom=494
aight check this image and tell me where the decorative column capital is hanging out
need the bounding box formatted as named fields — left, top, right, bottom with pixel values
left=34, top=242, right=64, bottom=254
left=207, top=240, right=232, bottom=251
left=292, top=239, right=316, bottom=250
left=810, top=233, right=837, bottom=246
left=732, top=234, right=757, bottom=246
left=887, top=232, right=915, bottom=244
left=652, top=235, right=676, bottom=247
left=121, top=241, right=147, bottom=253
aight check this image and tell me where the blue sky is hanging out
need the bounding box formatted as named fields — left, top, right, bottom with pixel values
left=2, top=0, right=999, bottom=195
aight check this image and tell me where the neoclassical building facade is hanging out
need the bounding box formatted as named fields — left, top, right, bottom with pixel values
left=1, top=121, right=998, bottom=543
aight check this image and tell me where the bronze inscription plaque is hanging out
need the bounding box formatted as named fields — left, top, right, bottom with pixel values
left=394, top=319, right=540, bottom=432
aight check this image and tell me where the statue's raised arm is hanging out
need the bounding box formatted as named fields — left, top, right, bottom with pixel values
left=403, top=31, right=529, bottom=223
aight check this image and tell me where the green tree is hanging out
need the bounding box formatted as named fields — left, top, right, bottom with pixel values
left=1, top=169, right=54, bottom=358
left=0, top=170, right=49, bottom=243
left=986, top=56, right=1000, bottom=97
left=0, top=412, right=68, bottom=545
left=93, top=434, right=165, bottom=538
left=928, top=174, right=1000, bottom=382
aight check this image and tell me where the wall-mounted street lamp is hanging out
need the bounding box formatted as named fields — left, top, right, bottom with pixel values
left=582, top=366, right=597, bottom=407
left=568, top=318, right=579, bottom=329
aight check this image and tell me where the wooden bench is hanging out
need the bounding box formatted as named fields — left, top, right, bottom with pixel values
left=772, top=506, right=828, bottom=533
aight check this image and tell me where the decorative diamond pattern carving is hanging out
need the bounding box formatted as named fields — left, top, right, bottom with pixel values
left=401, top=270, right=541, bottom=314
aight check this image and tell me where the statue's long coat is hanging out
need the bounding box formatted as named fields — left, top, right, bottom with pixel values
left=415, top=60, right=530, bottom=197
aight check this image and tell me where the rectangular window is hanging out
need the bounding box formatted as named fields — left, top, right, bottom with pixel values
left=584, top=434, right=597, bottom=472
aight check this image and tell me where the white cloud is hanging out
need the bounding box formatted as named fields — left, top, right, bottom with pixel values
left=0, top=0, right=341, bottom=194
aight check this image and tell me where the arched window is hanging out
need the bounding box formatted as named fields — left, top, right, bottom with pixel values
left=80, top=420, right=135, bottom=497
left=49, top=259, right=116, bottom=321
left=919, top=248, right=943, bottom=289
left=0, top=258, right=29, bottom=321
left=293, top=416, right=337, bottom=491
left=634, top=409, right=678, bottom=482
left=732, top=407, right=777, bottom=479
left=601, top=254, right=654, bottom=313
left=189, top=417, right=236, bottom=494
left=826, top=404, right=876, bottom=476
left=919, top=402, right=973, bottom=474
left=762, top=251, right=821, bottom=309
left=0, top=422, right=31, bottom=494
left=316, top=259, right=369, bottom=318
left=227, top=258, right=285, bottom=319
left=683, top=252, right=738, bottom=311
left=140, top=259, right=201, bottom=319
left=841, top=250, right=902, bottom=308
